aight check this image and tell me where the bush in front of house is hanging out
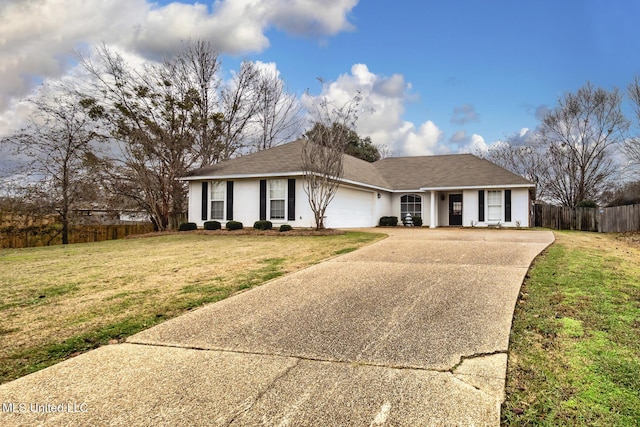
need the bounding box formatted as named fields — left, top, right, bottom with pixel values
left=379, top=216, right=398, bottom=227
left=279, top=224, right=293, bottom=232
left=253, top=220, right=273, bottom=230
left=226, top=221, right=243, bottom=230
left=203, top=221, right=221, bottom=230
left=412, top=215, right=423, bottom=227
left=178, top=222, right=198, bottom=231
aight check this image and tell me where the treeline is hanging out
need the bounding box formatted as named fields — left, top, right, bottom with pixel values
left=1, top=41, right=306, bottom=242
left=0, top=40, right=383, bottom=242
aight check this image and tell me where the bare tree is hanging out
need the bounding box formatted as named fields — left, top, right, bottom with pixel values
left=216, top=61, right=262, bottom=160
left=477, top=135, right=550, bottom=201
left=174, top=40, right=222, bottom=167
left=252, top=67, right=303, bottom=151
left=626, top=76, right=640, bottom=169
left=539, top=82, right=629, bottom=207
left=302, top=90, right=362, bottom=229
left=1, top=88, right=101, bottom=243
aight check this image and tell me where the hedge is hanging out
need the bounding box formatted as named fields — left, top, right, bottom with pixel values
left=203, top=221, right=221, bottom=230
left=226, top=221, right=243, bottom=230
left=253, top=220, right=273, bottom=230
left=178, top=222, right=198, bottom=231
left=379, top=216, right=398, bottom=226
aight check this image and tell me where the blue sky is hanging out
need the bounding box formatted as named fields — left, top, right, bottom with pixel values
left=2, top=0, right=640, bottom=156
left=240, top=1, right=640, bottom=152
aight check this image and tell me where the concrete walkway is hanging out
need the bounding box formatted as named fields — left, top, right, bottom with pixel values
left=0, top=228, right=554, bottom=426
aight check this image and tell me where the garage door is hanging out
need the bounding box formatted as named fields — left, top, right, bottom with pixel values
left=325, top=186, right=375, bottom=228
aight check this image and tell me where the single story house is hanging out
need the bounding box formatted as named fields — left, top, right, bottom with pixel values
left=181, top=139, right=535, bottom=228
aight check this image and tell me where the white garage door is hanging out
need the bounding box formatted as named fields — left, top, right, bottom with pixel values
left=325, top=186, right=375, bottom=228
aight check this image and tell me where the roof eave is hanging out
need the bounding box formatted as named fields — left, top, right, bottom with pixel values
left=179, top=171, right=306, bottom=181
left=419, top=183, right=536, bottom=191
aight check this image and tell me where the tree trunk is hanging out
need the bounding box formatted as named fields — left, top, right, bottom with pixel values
left=61, top=218, right=69, bottom=245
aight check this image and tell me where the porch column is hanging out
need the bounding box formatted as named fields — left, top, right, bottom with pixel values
left=430, top=191, right=436, bottom=228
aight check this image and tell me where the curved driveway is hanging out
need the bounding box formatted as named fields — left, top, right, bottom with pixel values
left=0, top=228, right=554, bottom=426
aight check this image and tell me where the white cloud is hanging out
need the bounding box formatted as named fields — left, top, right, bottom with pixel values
left=302, top=63, right=451, bottom=156
left=266, top=0, right=358, bottom=36
left=466, top=134, right=489, bottom=153
left=0, top=0, right=358, bottom=111
left=400, top=121, right=445, bottom=156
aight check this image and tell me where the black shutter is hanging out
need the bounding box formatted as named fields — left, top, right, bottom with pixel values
left=287, top=179, right=296, bottom=221
left=226, top=181, right=234, bottom=221
left=505, top=189, right=512, bottom=222
left=201, top=182, right=208, bottom=221
left=259, top=180, right=267, bottom=221
left=478, top=190, right=484, bottom=222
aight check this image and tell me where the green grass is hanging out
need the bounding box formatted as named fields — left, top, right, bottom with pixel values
left=0, top=231, right=385, bottom=384
left=502, top=231, right=640, bottom=426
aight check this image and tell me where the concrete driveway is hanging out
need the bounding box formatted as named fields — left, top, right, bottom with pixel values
left=0, top=228, right=554, bottom=426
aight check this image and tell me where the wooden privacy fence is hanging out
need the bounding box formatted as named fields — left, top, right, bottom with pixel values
left=0, top=223, right=155, bottom=249
left=597, top=204, right=640, bottom=233
left=535, top=204, right=640, bottom=233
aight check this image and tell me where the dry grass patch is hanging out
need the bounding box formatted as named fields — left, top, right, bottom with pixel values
left=0, top=231, right=385, bottom=384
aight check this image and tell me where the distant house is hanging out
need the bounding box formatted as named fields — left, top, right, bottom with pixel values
left=181, top=139, right=535, bottom=228
left=72, top=208, right=151, bottom=225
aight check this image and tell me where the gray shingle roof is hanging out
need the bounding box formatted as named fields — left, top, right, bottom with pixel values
left=183, top=139, right=534, bottom=190
left=373, top=154, right=534, bottom=189
left=183, top=139, right=392, bottom=189
left=183, top=139, right=307, bottom=178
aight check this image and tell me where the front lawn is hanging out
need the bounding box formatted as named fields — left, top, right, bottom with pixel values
left=502, top=231, right=640, bottom=426
left=0, top=231, right=384, bottom=384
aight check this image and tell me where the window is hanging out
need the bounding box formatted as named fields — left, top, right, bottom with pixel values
left=452, top=201, right=462, bottom=216
left=401, top=194, right=422, bottom=219
left=269, top=179, right=286, bottom=220
left=487, top=190, right=502, bottom=221
left=210, top=181, right=225, bottom=220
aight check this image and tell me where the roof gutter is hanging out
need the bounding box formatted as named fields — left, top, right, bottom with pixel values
left=419, top=183, right=536, bottom=191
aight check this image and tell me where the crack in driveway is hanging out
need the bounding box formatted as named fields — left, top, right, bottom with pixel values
left=127, top=340, right=507, bottom=379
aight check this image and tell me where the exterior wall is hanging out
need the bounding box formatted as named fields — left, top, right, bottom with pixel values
left=423, top=193, right=432, bottom=227
left=188, top=179, right=384, bottom=229
left=188, top=179, right=531, bottom=228
left=187, top=182, right=203, bottom=225
left=510, top=188, right=531, bottom=227
left=462, top=189, right=478, bottom=227
left=188, top=178, right=313, bottom=228
left=374, top=191, right=392, bottom=226
left=292, top=182, right=316, bottom=228
left=463, top=188, right=530, bottom=227
left=234, top=180, right=261, bottom=226
left=390, top=192, right=431, bottom=226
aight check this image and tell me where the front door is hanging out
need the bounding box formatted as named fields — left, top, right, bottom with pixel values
left=449, top=194, right=463, bottom=226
